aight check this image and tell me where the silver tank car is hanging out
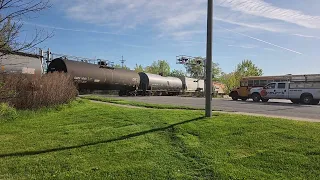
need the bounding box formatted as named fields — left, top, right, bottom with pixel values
left=48, top=57, right=140, bottom=94
left=197, top=79, right=205, bottom=92
left=139, top=72, right=182, bottom=95
left=0, top=51, right=43, bottom=76
left=179, top=77, right=205, bottom=92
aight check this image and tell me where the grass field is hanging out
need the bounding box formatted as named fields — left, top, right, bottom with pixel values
left=0, top=100, right=319, bottom=179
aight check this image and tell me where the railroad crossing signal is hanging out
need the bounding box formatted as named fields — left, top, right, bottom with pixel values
left=176, top=55, right=193, bottom=65
left=176, top=55, right=205, bottom=66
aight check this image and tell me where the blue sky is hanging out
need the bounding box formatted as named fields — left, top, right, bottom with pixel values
left=20, top=0, right=320, bottom=75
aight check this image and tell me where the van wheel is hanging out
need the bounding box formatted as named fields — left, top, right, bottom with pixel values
left=301, top=94, right=313, bottom=105
left=252, top=93, right=261, bottom=102
left=261, top=99, right=269, bottom=102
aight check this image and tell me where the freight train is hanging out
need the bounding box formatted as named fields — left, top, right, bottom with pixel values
left=47, top=57, right=205, bottom=96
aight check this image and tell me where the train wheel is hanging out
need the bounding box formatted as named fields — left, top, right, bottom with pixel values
left=118, top=90, right=125, bottom=96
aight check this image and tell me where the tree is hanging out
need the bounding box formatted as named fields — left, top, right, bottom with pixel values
left=169, top=69, right=185, bottom=77
left=235, top=60, right=263, bottom=77
left=219, top=60, right=263, bottom=94
left=184, top=56, right=221, bottom=80
left=0, top=0, right=51, bottom=55
left=145, top=60, right=170, bottom=76
left=134, top=64, right=144, bottom=72
left=212, top=62, right=222, bottom=81
left=219, top=72, right=238, bottom=94
left=185, top=57, right=204, bottom=79
left=114, top=64, right=130, bottom=70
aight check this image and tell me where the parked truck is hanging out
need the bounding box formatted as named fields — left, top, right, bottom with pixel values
left=250, top=81, right=320, bottom=105
left=230, top=74, right=320, bottom=102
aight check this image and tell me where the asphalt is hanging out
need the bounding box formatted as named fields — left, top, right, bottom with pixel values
left=95, top=95, right=320, bottom=122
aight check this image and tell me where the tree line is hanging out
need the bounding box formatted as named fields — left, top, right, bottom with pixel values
left=114, top=58, right=263, bottom=93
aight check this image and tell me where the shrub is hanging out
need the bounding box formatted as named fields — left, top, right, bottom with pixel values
left=0, top=72, right=78, bottom=109
left=0, top=103, right=17, bottom=121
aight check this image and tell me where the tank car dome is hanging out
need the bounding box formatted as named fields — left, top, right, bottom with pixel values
left=48, top=58, right=68, bottom=73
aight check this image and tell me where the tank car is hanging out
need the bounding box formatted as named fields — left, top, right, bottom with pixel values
left=197, top=79, right=205, bottom=92
left=0, top=51, right=43, bottom=76
left=138, top=72, right=182, bottom=96
left=179, top=77, right=205, bottom=96
left=48, top=57, right=140, bottom=95
left=180, top=77, right=198, bottom=93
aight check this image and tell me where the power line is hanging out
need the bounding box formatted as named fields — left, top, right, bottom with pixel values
left=120, top=56, right=126, bottom=68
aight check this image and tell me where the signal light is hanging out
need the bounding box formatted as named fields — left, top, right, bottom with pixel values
left=178, top=57, right=189, bottom=64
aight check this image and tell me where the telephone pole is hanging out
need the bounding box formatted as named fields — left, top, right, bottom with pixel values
left=205, top=0, right=213, bottom=117
left=120, top=56, right=126, bottom=68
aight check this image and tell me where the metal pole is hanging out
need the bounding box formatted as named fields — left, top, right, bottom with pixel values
left=205, top=0, right=213, bottom=117
left=39, top=49, right=44, bottom=74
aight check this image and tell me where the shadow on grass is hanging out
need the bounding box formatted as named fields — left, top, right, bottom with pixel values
left=0, top=116, right=209, bottom=158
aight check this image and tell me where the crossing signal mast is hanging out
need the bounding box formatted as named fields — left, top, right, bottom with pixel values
left=176, top=55, right=205, bottom=77
left=176, top=55, right=203, bottom=66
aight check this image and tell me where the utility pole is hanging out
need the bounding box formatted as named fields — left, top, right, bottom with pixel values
left=205, top=0, right=213, bottom=117
left=120, top=56, right=126, bottom=68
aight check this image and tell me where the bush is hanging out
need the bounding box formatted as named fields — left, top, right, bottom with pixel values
left=0, top=72, right=78, bottom=109
left=0, top=103, right=17, bottom=121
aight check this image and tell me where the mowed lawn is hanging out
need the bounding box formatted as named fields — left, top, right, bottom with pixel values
left=0, top=100, right=319, bottom=179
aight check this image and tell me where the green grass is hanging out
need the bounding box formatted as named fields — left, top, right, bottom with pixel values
left=0, top=100, right=319, bottom=179
left=81, top=95, right=203, bottom=110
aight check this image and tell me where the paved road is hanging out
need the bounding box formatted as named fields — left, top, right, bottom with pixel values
left=96, top=95, right=320, bottom=121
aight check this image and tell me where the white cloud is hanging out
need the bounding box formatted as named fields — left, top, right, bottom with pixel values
left=228, top=44, right=256, bottom=49
left=214, top=17, right=285, bottom=33
left=61, top=0, right=207, bottom=37
left=292, top=34, right=320, bottom=40
left=55, top=0, right=320, bottom=40
left=121, top=43, right=153, bottom=49
left=21, top=21, right=137, bottom=36
left=218, top=25, right=303, bottom=55
left=264, top=48, right=276, bottom=51
left=216, top=0, right=320, bottom=29
left=169, top=30, right=205, bottom=39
